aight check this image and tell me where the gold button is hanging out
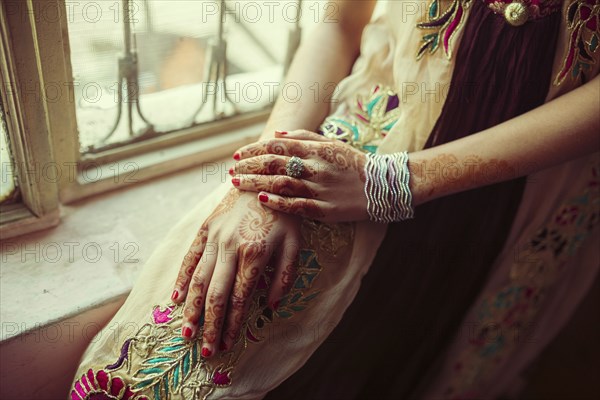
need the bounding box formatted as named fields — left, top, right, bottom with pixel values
left=504, top=2, right=529, bottom=27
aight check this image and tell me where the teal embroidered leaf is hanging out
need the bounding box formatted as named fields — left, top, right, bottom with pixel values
left=304, top=274, right=317, bottom=285
left=183, top=352, right=191, bottom=376
left=157, top=344, right=186, bottom=353
left=133, top=379, right=154, bottom=390
left=429, top=0, right=439, bottom=18
left=293, top=279, right=306, bottom=289
left=276, top=310, right=293, bottom=318
left=290, top=292, right=302, bottom=304
left=279, top=296, right=289, bottom=307
left=192, top=344, right=198, bottom=366
left=145, top=357, right=175, bottom=364
left=163, top=375, right=170, bottom=398
left=132, top=333, right=201, bottom=399
left=302, top=292, right=320, bottom=302
left=290, top=305, right=306, bottom=312
left=173, top=363, right=180, bottom=391
left=138, top=367, right=165, bottom=375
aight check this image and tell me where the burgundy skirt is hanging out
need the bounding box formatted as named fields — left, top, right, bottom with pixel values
left=265, top=1, right=561, bottom=398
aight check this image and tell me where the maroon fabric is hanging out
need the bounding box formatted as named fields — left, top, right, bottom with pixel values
left=266, top=2, right=561, bottom=399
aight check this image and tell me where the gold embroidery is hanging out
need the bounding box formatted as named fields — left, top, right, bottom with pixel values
left=416, top=0, right=473, bottom=60
left=444, top=158, right=600, bottom=396
left=554, top=1, right=600, bottom=85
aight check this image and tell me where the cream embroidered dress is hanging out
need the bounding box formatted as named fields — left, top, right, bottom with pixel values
left=70, top=1, right=600, bottom=399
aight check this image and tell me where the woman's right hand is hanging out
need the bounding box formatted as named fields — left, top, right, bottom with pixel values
left=171, top=188, right=302, bottom=358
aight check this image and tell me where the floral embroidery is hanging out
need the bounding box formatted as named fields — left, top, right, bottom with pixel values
left=486, top=0, right=563, bottom=20
left=71, top=369, right=148, bottom=400
left=319, top=85, right=401, bottom=153
left=416, top=0, right=473, bottom=60
left=444, top=160, right=600, bottom=397
left=72, top=220, right=353, bottom=400
left=554, top=0, right=600, bottom=85
left=152, top=305, right=175, bottom=324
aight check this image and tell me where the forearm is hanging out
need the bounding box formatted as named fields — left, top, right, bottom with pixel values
left=409, top=74, right=600, bottom=206
left=260, top=0, right=376, bottom=140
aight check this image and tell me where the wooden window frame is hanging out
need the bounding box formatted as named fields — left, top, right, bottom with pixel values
left=1, top=0, right=301, bottom=238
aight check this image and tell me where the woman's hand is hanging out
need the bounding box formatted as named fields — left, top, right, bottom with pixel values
left=171, top=189, right=301, bottom=357
left=231, top=130, right=369, bottom=222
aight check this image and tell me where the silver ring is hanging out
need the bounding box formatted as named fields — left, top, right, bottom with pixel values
left=285, top=156, right=305, bottom=178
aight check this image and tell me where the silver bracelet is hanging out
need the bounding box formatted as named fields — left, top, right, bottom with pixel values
left=364, top=152, right=415, bottom=223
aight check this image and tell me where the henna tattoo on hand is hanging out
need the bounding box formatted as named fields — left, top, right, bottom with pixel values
left=205, top=189, right=241, bottom=226
left=239, top=199, right=279, bottom=241
left=317, top=144, right=366, bottom=182
left=275, top=197, right=326, bottom=219
left=203, top=292, right=226, bottom=344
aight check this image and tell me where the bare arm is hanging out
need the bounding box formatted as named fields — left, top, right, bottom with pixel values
left=232, top=75, right=599, bottom=222
left=259, top=0, right=377, bottom=139
left=409, top=74, right=600, bottom=206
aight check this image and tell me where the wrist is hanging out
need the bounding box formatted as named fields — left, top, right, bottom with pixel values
left=363, top=152, right=415, bottom=223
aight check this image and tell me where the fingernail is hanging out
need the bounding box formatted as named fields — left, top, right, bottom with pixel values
left=233, top=153, right=240, bottom=161
left=171, top=290, right=179, bottom=301
left=182, top=325, right=193, bottom=339
left=202, top=347, right=212, bottom=357
left=219, top=341, right=228, bottom=351
left=228, top=167, right=234, bottom=176
left=259, top=194, right=269, bottom=203
left=276, top=130, right=288, bottom=135
left=232, top=178, right=240, bottom=187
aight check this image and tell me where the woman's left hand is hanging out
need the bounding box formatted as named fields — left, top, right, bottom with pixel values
left=231, top=130, right=369, bottom=223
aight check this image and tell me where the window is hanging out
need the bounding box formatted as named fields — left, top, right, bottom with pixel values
left=68, top=0, right=291, bottom=155
left=0, top=0, right=324, bottom=236
left=0, top=3, right=60, bottom=238
left=0, top=97, right=18, bottom=205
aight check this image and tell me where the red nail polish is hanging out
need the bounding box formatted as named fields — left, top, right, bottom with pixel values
left=259, top=194, right=269, bottom=203
left=232, top=178, right=240, bottom=187
left=171, top=290, right=179, bottom=301
left=233, top=153, right=240, bottom=161
left=276, top=130, right=288, bottom=135
left=219, top=341, right=228, bottom=351
left=202, top=347, right=212, bottom=357
left=229, top=167, right=234, bottom=176
left=182, top=327, right=193, bottom=338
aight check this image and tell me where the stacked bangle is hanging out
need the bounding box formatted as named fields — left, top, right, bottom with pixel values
left=364, top=152, right=415, bottom=223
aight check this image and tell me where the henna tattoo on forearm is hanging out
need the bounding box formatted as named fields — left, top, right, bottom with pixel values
left=410, top=154, right=517, bottom=203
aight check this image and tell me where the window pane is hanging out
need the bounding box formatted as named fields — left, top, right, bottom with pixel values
left=0, top=96, right=19, bottom=204
left=67, top=0, right=296, bottom=154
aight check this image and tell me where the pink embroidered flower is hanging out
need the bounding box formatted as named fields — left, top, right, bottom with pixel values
left=151, top=305, right=174, bottom=324
left=71, top=369, right=148, bottom=400
left=555, top=205, right=579, bottom=226
left=212, top=368, right=232, bottom=386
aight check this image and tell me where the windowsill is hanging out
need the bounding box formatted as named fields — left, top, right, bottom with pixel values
left=0, top=149, right=240, bottom=343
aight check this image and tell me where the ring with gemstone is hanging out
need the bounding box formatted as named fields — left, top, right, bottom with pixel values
left=285, top=156, right=305, bottom=178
